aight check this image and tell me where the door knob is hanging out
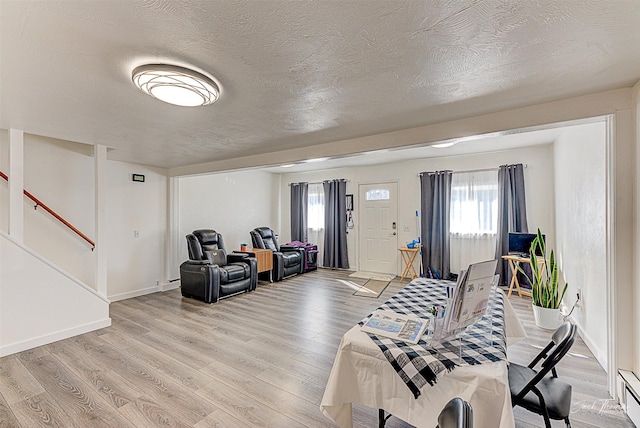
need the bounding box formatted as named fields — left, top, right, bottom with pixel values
left=392, top=232, right=397, bottom=236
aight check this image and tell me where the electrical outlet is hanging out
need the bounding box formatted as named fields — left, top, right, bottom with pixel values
left=402, top=225, right=410, bottom=232
left=134, top=230, right=140, bottom=238
left=576, top=288, right=582, bottom=307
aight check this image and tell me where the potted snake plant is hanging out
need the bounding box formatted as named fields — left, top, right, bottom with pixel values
left=518, top=229, right=568, bottom=330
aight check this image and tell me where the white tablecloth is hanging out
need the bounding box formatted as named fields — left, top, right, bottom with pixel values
left=320, top=290, right=526, bottom=428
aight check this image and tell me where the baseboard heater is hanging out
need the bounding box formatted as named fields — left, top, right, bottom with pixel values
left=618, top=370, right=640, bottom=426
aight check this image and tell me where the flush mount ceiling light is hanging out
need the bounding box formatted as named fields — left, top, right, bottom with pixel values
left=132, top=64, right=220, bottom=107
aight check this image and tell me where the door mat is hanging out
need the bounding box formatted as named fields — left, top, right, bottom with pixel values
left=348, top=271, right=396, bottom=282
left=353, top=279, right=390, bottom=298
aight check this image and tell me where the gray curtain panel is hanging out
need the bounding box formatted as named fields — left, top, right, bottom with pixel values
left=323, top=179, right=349, bottom=269
left=494, top=163, right=529, bottom=285
left=420, top=170, right=453, bottom=279
left=290, top=182, right=308, bottom=242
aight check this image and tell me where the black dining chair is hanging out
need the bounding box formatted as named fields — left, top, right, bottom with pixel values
left=436, top=397, right=473, bottom=428
left=508, top=321, right=577, bottom=428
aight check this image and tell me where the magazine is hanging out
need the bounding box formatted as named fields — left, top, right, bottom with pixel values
left=444, top=259, right=499, bottom=334
left=361, top=310, right=432, bottom=344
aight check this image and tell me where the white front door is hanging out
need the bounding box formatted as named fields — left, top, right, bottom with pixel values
left=358, top=182, right=398, bottom=275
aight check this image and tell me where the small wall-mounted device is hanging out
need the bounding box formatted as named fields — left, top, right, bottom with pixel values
left=346, top=194, right=354, bottom=211
left=132, top=174, right=145, bottom=182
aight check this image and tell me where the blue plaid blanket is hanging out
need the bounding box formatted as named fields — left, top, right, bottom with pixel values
left=360, top=278, right=507, bottom=398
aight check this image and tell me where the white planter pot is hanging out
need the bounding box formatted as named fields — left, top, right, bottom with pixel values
left=532, top=305, right=560, bottom=330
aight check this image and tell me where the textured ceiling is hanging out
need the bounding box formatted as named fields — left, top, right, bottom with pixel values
left=1, top=1, right=640, bottom=171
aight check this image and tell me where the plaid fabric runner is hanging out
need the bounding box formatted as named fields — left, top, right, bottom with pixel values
left=359, top=278, right=507, bottom=398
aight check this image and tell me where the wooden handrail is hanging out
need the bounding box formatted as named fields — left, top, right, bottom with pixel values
left=0, top=170, right=95, bottom=249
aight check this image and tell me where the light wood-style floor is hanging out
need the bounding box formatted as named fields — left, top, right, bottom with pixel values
left=0, top=269, right=634, bottom=427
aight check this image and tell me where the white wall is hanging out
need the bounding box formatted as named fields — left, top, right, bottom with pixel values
left=279, top=145, right=555, bottom=275
left=1, top=133, right=96, bottom=286
left=633, top=82, right=640, bottom=375
left=107, top=160, right=168, bottom=301
left=0, top=131, right=169, bottom=302
left=177, top=170, right=279, bottom=267
left=0, top=233, right=111, bottom=357
left=554, top=121, right=608, bottom=367
left=0, top=129, right=8, bottom=231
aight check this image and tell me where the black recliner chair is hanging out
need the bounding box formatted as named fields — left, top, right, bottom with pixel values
left=180, top=229, right=257, bottom=303
left=250, top=227, right=304, bottom=282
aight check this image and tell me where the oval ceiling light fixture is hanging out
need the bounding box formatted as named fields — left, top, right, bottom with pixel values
left=132, top=64, right=220, bottom=107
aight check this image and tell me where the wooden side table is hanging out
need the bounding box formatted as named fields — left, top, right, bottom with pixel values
left=236, top=248, right=273, bottom=282
left=501, top=254, right=546, bottom=298
left=398, top=247, right=420, bottom=283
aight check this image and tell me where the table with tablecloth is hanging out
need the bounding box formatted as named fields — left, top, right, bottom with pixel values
left=320, top=278, right=526, bottom=428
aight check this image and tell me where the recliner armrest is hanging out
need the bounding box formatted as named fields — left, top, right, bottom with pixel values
left=279, top=245, right=299, bottom=252
left=184, top=259, right=210, bottom=266
left=228, top=253, right=249, bottom=263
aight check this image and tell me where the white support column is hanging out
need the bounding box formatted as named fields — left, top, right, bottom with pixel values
left=634, top=81, right=640, bottom=377
left=612, top=108, right=634, bottom=395
left=94, top=144, right=108, bottom=297
left=167, top=176, right=180, bottom=282
left=8, top=129, right=24, bottom=242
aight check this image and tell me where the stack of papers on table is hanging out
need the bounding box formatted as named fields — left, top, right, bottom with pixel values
left=361, top=310, right=432, bottom=344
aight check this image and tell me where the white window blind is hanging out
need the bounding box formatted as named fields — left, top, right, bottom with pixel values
left=307, top=183, right=325, bottom=265
left=449, top=170, right=498, bottom=272
left=450, top=170, right=498, bottom=234
left=308, top=183, right=325, bottom=231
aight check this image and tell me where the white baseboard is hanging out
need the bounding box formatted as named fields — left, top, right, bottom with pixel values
left=109, top=286, right=160, bottom=302
left=0, top=318, right=111, bottom=358
left=618, top=370, right=640, bottom=425
left=109, top=282, right=180, bottom=302
left=161, top=280, right=180, bottom=292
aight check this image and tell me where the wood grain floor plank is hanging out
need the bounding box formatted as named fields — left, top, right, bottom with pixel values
left=46, top=339, right=143, bottom=410
left=144, top=301, right=259, bottom=342
left=254, top=362, right=329, bottom=406
left=116, top=396, right=193, bottom=428
left=16, top=354, right=134, bottom=427
left=0, top=355, right=44, bottom=405
left=149, top=309, right=335, bottom=398
left=108, top=320, right=217, bottom=371
left=47, top=337, right=198, bottom=427
left=107, top=313, right=151, bottom=337
left=14, top=347, right=49, bottom=363
left=195, top=377, right=306, bottom=428
left=198, top=360, right=337, bottom=427
left=98, top=330, right=210, bottom=391
left=148, top=294, right=342, bottom=363
left=0, top=393, right=20, bottom=428
left=9, top=392, right=79, bottom=428
left=193, top=408, right=255, bottom=428
left=138, top=317, right=274, bottom=378
left=68, top=333, right=217, bottom=425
